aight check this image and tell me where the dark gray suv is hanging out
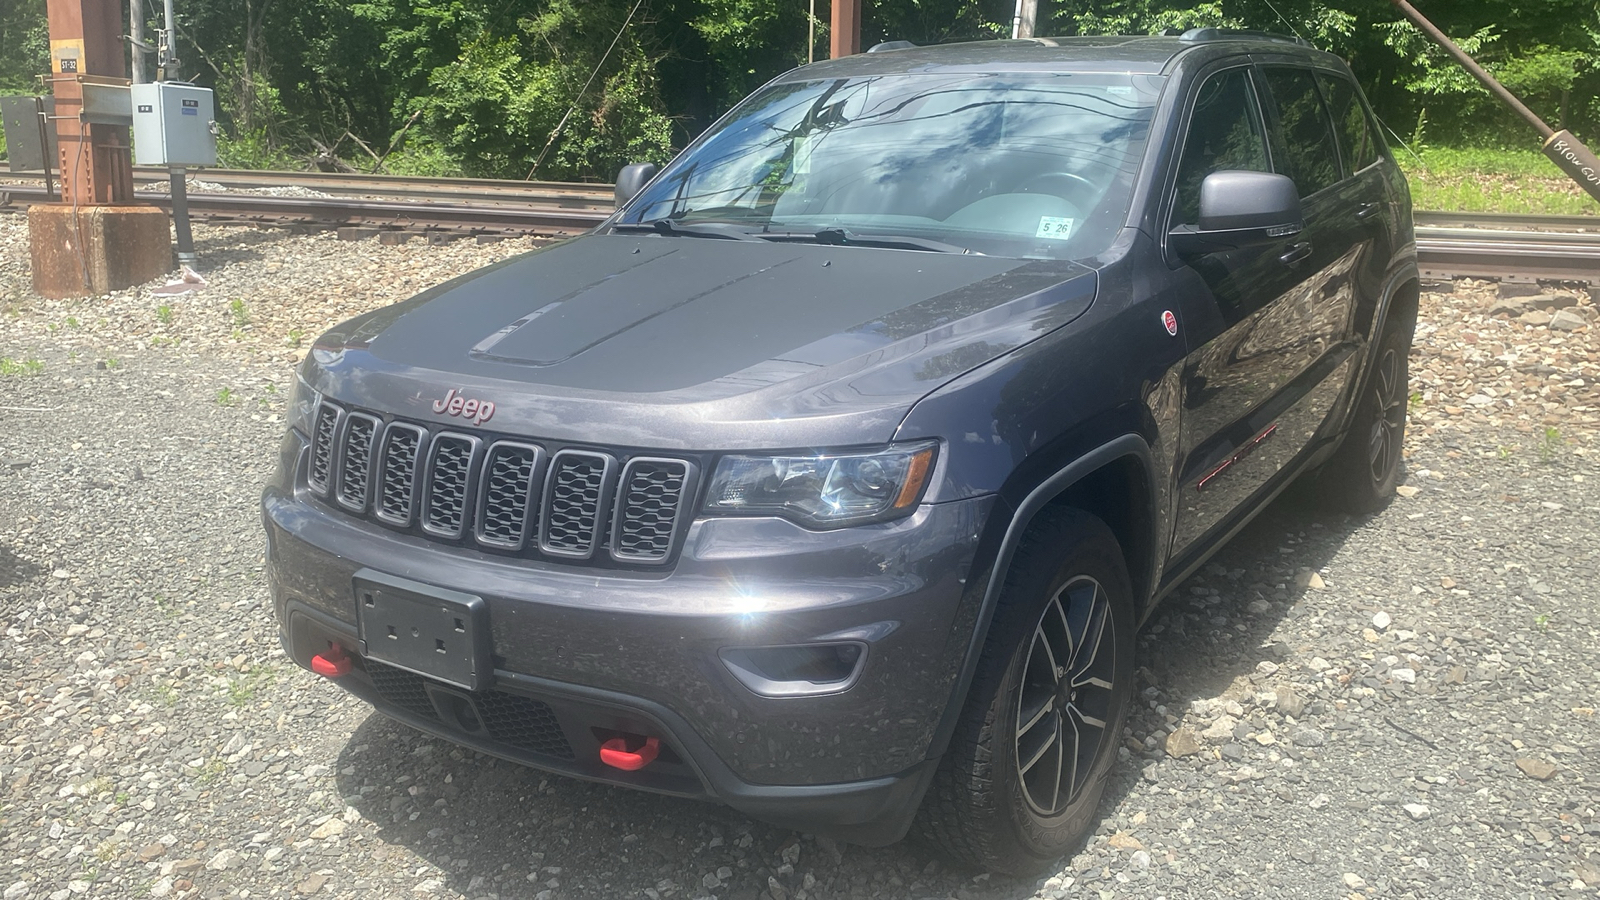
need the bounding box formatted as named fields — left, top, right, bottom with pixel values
left=264, top=31, right=1415, bottom=874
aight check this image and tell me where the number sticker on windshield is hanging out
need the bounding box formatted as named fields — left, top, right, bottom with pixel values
left=1036, top=217, right=1075, bottom=240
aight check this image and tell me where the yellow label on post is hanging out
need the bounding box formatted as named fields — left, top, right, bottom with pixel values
left=50, top=39, right=85, bottom=75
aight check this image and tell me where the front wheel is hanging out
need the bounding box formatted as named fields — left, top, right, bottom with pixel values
left=916, top=509, right=1135, bottom=875
left=1310, top=307, right=1415, bottom=513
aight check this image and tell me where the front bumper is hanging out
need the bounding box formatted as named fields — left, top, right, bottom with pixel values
left=263, top=435, right=994, bottom=841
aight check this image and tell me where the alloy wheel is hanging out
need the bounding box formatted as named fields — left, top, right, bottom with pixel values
left=1367, top=345, right=1406, bottom=484
left=1014, top=575, right=1117, bottom=817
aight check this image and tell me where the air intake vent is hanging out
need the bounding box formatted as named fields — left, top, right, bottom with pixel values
left=337, top=413, right=380, bottom=511
left=422, top=433, right=480, bottom=539
left=308, top=402, right=343, bottom=494
left=612, top=458, right=693, bottom=563
left=476, top=442, right=545, bottom=550
left=539, top=450, right=615, bottom=558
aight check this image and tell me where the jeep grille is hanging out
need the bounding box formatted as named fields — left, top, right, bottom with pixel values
left=308, top=400, right=694, bottom=566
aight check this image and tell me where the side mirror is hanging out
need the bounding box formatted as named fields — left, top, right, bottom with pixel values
left=614, top=163, right=660, bottom=209
left=1169, top=170, right=1303, bottom=255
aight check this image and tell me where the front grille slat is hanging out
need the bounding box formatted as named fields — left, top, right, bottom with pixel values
left=337, top=414, right=380, bottom=511
left=476, top=442, right=545, bottom=550
left=307, top=402, right=343, bottom=494
left=375, top=424, right=425, bottom=526
left=307, top=406, right=692, bottom=566
left=422, top=433, right=480, bottom=539
left=611, top=458, right=693, bottom=564
left=539, top=450, right=616, bottom=559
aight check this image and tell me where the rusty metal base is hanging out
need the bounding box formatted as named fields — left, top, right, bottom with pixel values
left=28, top=203, right=170, bottom=298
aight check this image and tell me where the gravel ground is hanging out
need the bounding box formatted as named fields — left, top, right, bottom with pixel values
left=1, top=215, right=1597, bottom=900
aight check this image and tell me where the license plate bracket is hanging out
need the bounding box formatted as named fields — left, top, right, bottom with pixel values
left=354, top=569, right=492, bottom=692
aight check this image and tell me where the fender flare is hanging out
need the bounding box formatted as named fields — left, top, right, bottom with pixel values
left=1334, top=253, right=1421, bottom=439
left=925, top=432, right=1155, bottom=758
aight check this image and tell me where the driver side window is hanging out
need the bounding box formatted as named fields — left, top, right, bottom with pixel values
left=1173, top=68, right=1271, bottom=226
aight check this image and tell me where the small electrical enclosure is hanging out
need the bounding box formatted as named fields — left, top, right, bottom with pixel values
left=131, top=83, right=217, bottom=167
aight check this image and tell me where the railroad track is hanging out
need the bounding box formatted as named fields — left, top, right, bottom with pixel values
left=2, top=173, right=1596, bottom=283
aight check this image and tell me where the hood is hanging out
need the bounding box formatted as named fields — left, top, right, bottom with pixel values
left=310, top=233, right=1098, bottom=450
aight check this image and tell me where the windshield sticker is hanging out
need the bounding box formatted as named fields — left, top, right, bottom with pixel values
left=1036, top=217, right=1075, bottom=240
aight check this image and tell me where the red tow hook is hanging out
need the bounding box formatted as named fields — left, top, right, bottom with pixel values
left=599, top=735, right=660, bottom=771
left=310, top=644, right=353, bottom=678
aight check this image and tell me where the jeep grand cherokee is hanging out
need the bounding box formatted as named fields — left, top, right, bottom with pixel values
left=263, top=31, right=1416, bottom=873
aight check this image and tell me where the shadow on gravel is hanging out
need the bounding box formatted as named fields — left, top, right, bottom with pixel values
left=190, top=227, right=295, bottom=265
left=329, top=494, right=1366, bottom=898
left=0, top=541, right=43, bottom=589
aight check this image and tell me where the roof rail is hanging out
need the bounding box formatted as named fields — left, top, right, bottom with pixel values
left=867, top=40, right=917, bottom=53
left=1179, top=28, right=1307, bottom=46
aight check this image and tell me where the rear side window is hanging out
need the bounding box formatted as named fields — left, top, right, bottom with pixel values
left=1173, top=68, right=1270, bottom=226
left=1260, top=67, right=1342, bottom=197
left=1317, top=73, right=1380, bottom=174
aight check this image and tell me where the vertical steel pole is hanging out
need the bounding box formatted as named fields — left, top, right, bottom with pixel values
left=809, top=0, right=816, bottom=64
left=129, top=0, right=146, bottom=83
left=170, top=165, right=195, bottom=267
left=36, top=98, right=57, bottom=200
left=1012, top=0, right=1037, bottom=39
left=830, top=0, right=860, bottom=58
left=46, top=0, right=135, bottom=206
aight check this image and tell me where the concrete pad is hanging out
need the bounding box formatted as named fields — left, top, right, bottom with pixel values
left=29, top=204, right=171, bottom=298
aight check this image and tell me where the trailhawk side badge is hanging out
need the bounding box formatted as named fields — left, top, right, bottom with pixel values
left=1162, top=310, right=1179, bottom=337
left=432, top=389, right=496, bottom=425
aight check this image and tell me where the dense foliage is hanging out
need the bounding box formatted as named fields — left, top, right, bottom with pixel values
left=0, top=0, right=1596, bottom=179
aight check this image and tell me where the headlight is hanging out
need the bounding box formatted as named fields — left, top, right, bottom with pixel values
left=704, top=442, right=937, bottom=528
left=286, top=372, right=319, bottom=437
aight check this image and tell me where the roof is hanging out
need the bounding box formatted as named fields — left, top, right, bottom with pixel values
left=776, top=32, right=1332, bottom=82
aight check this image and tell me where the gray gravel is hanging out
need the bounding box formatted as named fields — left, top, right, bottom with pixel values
left=2, top=216, right=1597, bottom=899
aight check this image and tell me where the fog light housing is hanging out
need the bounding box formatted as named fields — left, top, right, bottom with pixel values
left=719, top=642, right=867, bottom=697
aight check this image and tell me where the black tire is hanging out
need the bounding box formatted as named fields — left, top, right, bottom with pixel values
left=1310, top=308, right=1415, bottom=514
left=916, top=509, right=1135, bottom=876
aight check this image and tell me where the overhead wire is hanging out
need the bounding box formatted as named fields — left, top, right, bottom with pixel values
left=525, top=0, right=646, bottom=180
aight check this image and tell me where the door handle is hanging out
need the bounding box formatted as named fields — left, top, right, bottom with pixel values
left=1356, top=201, right=1382, bottom=222
left=1278, top=241, right=1313, bottom=266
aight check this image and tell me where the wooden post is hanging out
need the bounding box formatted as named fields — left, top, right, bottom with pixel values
left=830, top=0, right=860, bottom=59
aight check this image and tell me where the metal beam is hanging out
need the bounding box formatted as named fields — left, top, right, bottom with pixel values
left=831, top=0, right=860, bottom=58
left=45, top=0, right=134, bottom=205
left=1390, top=0, right=1600, bottom=205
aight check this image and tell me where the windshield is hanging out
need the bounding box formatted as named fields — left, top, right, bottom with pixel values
left=621, top=71, right=1162, bottom=259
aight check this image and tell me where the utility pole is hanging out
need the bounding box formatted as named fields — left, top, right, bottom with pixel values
left=128, top=0, right=148, bottom=83
left=830, top=0, right=860, bottom=58
left=1390, top=0, right=1600, bottom=204
left=1012, top=0, right=1038, bottom=39
left=29, top=0, right=170, bottom=297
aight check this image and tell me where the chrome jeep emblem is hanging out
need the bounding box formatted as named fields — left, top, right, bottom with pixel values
left=432, top=389, right=496, bottom=425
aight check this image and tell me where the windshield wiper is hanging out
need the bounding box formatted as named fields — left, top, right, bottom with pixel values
left=759, top=226, right=977, bottom=254
left=611, top=219, right=764, bottom=241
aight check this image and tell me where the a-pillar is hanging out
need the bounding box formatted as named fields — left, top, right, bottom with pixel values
left=29, top=0, right=170, bottom=298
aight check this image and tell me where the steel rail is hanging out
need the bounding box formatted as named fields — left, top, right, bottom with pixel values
left=0, top=183, right=608, bottom=234
left=7, top=166, right=615, bottom=208
left=1, top=181, right=1596, bottom=281
left=1414, top=210, right=1600, bottom=232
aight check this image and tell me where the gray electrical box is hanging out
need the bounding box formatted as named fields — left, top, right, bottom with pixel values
left=131, top=82, right=217, bottom=167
